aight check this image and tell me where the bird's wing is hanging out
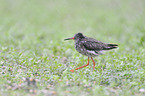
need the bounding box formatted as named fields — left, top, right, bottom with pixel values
left=81, top=40, right=105, bottom=51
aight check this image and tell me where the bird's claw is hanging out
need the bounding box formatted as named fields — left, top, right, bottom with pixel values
left=70, top=69, right=74, bottom=72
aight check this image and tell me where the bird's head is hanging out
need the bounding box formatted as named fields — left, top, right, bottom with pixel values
left=64, top=33, right=85, bottom=41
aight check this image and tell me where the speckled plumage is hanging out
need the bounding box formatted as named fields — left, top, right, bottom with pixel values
left=74, top=33, right=118, bottom=57
left=64, top=33, right=118, bottom=72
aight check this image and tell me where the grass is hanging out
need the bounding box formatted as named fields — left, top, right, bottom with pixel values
left=0, top=0, right=145, bottom=96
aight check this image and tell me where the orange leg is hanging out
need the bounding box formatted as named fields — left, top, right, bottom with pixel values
left=91, top=57, right=95, bottom=71
left=70, top=57, right=89, bottom=72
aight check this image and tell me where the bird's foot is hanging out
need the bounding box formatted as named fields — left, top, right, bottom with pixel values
left=70, top=69, right=74, bottom=72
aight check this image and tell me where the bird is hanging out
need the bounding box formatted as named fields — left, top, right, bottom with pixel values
left=64, top=33, right=118, bottom=72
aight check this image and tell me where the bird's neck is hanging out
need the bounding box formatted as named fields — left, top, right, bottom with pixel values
left=75, top=39, right=82, bottom=43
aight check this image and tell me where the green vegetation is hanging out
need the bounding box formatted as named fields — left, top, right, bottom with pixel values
left=0, top=0, right=145, bottom=96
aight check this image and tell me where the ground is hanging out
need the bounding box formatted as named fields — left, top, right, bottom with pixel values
left=0, top=0, right=145, bottom=96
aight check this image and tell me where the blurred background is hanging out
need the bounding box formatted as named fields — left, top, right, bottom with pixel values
left=0, top=0, right=145, bottom=95
left=0, top=0, right=144, bottom=48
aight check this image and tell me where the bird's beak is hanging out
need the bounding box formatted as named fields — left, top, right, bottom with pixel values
left=64, top=37, right=74, bottom=40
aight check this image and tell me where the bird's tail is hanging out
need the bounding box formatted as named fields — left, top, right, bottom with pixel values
left=103, top=44, right=118, bottom=50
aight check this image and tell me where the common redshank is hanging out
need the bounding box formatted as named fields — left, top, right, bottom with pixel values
left=64, top=33, right=118, bottom=72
